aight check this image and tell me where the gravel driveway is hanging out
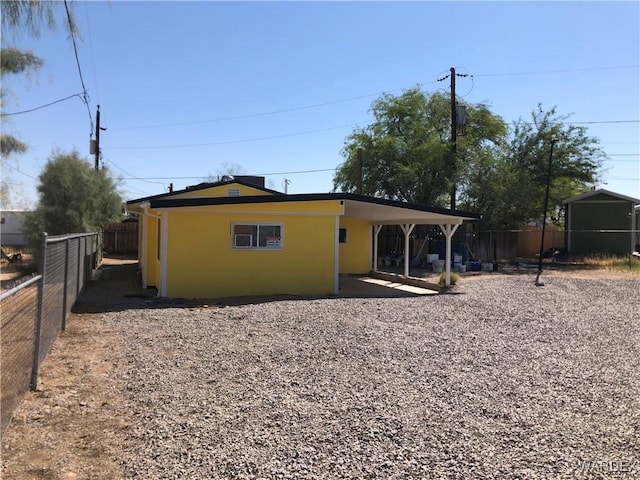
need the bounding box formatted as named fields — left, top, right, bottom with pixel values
left=99, top=274, right=639, bottom=479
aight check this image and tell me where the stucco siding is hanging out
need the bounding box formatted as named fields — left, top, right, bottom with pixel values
left=170, top=184, right=275, bottom=199
left=339, top=218, right=371, bottom=274
left=164, top=211, right=337, bottom=298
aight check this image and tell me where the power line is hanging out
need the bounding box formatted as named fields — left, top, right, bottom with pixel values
left=109, top=85, right=437, bottom=131
left=110, top=95, right=378, bottom=130
left=473, top=65, right=639, bottom=77
left=112, top=168, right=337, bottom=182
left=105, top=119, right=639, bottom=151
left=2, top=163, right=38, bottom=180
left=561, top=120, right=639, bottom=125
left=0, top=93, right=84, bottom=117
left=104, top=158, right=168, bottom=186
left=106, top=121, right=368, bottom=150
left=107, top=65, right=637, bottom=131
left=63, top=0, right=94, bottom=135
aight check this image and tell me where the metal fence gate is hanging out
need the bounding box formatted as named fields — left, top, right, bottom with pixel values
left=0, top=232, right=101, bottom=438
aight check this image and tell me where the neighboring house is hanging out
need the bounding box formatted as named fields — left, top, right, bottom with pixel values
left=126, top=176, right=480, bottom=299
left=0, top=210, right=29, bottom=247
left=563, top=189, right=640, bottom=255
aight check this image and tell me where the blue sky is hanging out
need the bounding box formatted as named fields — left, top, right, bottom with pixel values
left=2, top=0, right=639, bottom=208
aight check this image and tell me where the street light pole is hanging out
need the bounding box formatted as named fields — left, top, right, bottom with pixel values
left=535, top=138, right=557, bottom=286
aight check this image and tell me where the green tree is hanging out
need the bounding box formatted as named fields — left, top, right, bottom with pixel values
left=24, top=151, right=123, bottom=239
left=460, top=105, right=605, bottom=228
left=333, top=87, right=507, bottom=207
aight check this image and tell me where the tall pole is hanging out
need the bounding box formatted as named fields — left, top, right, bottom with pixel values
left=356, top=147, right=363, bottom=195
left=94, top=105, right=101, bottom=171
left=535, top=139, right=557, bottom=286
left=450, top=67, right=457, bottom=211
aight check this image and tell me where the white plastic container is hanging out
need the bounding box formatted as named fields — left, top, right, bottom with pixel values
left=426, top=253, right=439, bottom=263
left=432, top=259, right=445, bottom=273
left=481, top=263, right=494, bottom=272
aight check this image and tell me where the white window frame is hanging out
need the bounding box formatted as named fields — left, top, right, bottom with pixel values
left=232, top=222, right=283, bottom=250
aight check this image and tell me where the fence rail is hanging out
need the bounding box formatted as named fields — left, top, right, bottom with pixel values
left=0, top=231, right=101, bottom=438
left=378, top=226, right=639, bottom=263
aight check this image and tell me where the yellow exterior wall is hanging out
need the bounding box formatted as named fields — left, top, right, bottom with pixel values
left=170, top=183, right=274, bottom=199
left=162, top=201, right=343, bottom=298
left=339, top=218, right=371, bottom=274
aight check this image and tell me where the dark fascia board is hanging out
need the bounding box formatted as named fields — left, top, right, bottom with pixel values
left=149, top=192, right=481, bottom=219
left=126, top=179, right=283, bottom=205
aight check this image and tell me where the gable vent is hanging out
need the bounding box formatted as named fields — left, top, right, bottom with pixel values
left=228, top=188, right=240, bottom=197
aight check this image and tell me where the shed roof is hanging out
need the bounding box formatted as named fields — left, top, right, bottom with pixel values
left=562, top=188, right=640, bottom=205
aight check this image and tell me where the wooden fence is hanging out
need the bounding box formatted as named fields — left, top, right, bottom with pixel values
left=103, top=221, right=138, bottom=254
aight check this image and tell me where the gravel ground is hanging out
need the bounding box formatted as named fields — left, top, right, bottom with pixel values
left=95, top=274, right=640, bottom=479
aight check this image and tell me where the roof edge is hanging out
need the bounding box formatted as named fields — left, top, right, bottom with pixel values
left=126, top=178, right=283, bottom=205
left=562, top=188, right=640, bottom=205
left=145, top=192, right=481, bottom=219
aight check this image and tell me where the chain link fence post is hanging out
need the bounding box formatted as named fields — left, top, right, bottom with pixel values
left=76, top=236, right=81, bottom=298
left=30, top=232, right=47, bottom=391
left=62, top=238, right=70, bottom=331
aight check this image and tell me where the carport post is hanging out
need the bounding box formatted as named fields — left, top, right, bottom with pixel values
left=439, top=223, right=460, bottom=286
left=372, top=225, right=382, bottom=272
left=400, top=224, right=415, bottom=277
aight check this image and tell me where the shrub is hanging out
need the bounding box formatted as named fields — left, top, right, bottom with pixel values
left=438, top=272, right=460, bottom=286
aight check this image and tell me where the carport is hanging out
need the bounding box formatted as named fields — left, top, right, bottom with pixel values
left=339, top=195, right=480, bottom=287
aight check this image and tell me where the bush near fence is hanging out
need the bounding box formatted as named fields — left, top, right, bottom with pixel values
left=0, top=232, right=101, bottom=438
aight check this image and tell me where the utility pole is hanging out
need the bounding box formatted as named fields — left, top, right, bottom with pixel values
left=535, top=138, right=558, bottom=287
left=283, top=178, right=291, bottom=194
left=93, top=105, right=107, bottom=171
left=94, top=105, right=101, bottom=171
left=450, top=68, right=457, bottom=210
left=437, top=68, right=469, bottom=211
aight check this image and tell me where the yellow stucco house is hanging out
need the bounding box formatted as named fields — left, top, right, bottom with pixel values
left=126, top=176, right=479, bottom=299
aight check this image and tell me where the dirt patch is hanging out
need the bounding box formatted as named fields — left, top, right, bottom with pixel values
left=0, top=257, right=139, bottom=480
left=1, top=313, right=127, bottom=479
left=0, top=263, right=35, bottom=291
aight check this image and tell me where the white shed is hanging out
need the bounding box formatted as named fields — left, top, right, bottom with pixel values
left=0, top=210, right=30, bottom=246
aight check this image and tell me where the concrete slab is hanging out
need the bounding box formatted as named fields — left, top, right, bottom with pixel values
left=360, top=277, right=438, bottom=295
left=338, top=275, right=438, bottom=297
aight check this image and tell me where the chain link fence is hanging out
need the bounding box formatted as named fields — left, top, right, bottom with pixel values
left=378, top=225, right=638, bottom=264
left=1, top=232, right=101, bottom=438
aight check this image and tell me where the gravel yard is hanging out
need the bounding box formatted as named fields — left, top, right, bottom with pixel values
left=2, top=271, right=639, bottom=479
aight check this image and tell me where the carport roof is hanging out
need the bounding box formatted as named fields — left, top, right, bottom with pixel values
left=138, top=192, right=481, bottom=225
